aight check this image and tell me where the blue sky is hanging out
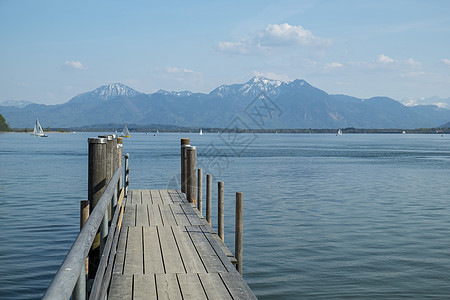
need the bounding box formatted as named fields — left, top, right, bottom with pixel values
left=1, top=0, right=449, bottom=105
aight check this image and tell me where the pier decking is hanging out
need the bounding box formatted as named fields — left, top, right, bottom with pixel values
left=109, top=189, right=256, bottom=300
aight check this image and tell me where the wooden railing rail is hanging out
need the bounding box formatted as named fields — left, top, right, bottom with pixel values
left=42, top=166, right=123, bottom=300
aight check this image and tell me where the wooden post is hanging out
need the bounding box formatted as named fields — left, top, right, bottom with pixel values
left=116, top=137, right=123, bottom=209
left=180, top=138, right=190, bottom=193
left=186, top=146, right=197, bottom=204
left=206, top=174, right=212, bottom=225
left=124, top=153, right=129, bottom=197
left=117, top=137, right=123, bottom=189
left=218, top=181, right=224, bottom=241
left=98, top=135, right=114, bottom=185
left=235, top=192, right=243, bottom=274
left=197, top=168, right=203, bottom=214
left=88, top=138, right=107, bottom=209
left=87, top=137, right=106, bottom=279
left=98, top=135, right=114, bottom=225
left=73, top=200, right=89, bottom=300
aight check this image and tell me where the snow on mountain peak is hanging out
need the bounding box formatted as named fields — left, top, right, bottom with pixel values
left=240, top=76, right=283, bottom=97
left=93, top=83, right=141, bottom=100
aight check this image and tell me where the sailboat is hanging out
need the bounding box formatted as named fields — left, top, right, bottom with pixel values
left=199, top=129, right=203, bottom=135
left=120, top=125, right=130, bottom=138
left=32, top=119, right=48, bottom=137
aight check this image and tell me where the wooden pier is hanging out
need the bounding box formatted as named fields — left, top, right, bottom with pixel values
left=109, top=189, right=255, bottom=299
left=43, top=137, right=257, bottom=300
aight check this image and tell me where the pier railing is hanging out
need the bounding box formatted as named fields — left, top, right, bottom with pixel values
left=180, top=138, right=244, bottom=274
left=43, top=135, right=129, bottom=300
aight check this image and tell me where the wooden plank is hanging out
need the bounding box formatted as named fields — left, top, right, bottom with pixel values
left=108, top=274, right=132, bottom=300
left=170, top=204, right=191, bottom=226
left=180, top=203, right=204, bottom=226
left=136, top=204, right=149, bottom=226
left=220, top=273, right=258, bottom=300
left=172, top=226, right=206, bottom=273
left=159, top=203, right=177, bottom=226
left=113, top=226, right=128, bottom=274
left=186, top=226, right=227, bottom=273
left=148, top=204, right=163, bottom=226
left=177, top=273, right=208, bottom=300
left=124, top=226, right=143, bottom=274
left=168, top=190, right=184, bottom=203
left=134, top=190, right=142, bottom=204
left=200, top=225, right=239, bottom=273
left=143, top=226, right=164, bottom=274
left=198, top=273, right=232, bottom=300
left=141, top=190, right=151, bottom=205
left=122, top=203, right=136, bottom=227
left=156, top=273, right=182, bottom=300
left=176, top=190, right=189, bottom=201
left=159, top=189, right=173, bottom=204
left=133, top=274, right=157, bottom=300
left=151, top=189, right=162, bottom=204
left=157, top=226, right=185, bottom=273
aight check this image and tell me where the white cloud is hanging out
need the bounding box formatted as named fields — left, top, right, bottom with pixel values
left=326, top=62, right=343, bottom=69
left=377, top=54, right=395, bottom=64
left=442, top=58, right=450, bottom=66
left=62, top=60, right=85, bottom=70
left=259, top=23, right=332, bottom=47
left=216, top=23, right=331, bottom=55
left=166, top=66, right=195, bottom=73
left=406, top=58, right=420, bottom=67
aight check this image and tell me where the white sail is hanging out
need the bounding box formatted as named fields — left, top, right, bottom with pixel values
left=199, top=129, right=203, bottom=135
left=32, top=119, right=48, bottom=137
left=120, top=125, right=130, bottom=137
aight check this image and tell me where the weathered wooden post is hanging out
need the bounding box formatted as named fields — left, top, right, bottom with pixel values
left=117, top=137, right=123, bottom=188
left=73, top=200, right=89, bottom=300
left=197, top=168, right=203, bottom=214
left=97, top=135, right=115, bottom=254
left=124, top=153, right=129, bottom=197
left=98, top=135, right=114, bottom=184
left=111, top=136, right=119, bottom=208
left=88, top=138, right=107, bottom=208
left=206, top=174, right=212, bottom=225
left=116, top=137, right=123, bottom=205
left=87, top=137, right=106, bottom=278
left=186, top=146, right=197, bottom=204
left=180, top=138, right=190, bottom=193
left=235, top=192, right=243, bottom=274
left=218, top=181, right=224, bottom=241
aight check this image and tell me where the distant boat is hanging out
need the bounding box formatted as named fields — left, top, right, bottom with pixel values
left=120, top=125, right=130, bottom=138
left=31, top=119, right=48, bottom=137
left=337, top=129, right=343, bottom=136
left=199, top=129, right=203, bottom=135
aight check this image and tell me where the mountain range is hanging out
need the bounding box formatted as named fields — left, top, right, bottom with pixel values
left=2, top=77, right=450, bottom=129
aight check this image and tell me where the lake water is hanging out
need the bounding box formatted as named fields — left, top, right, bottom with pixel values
left=1, top=132, right=450, bottom=299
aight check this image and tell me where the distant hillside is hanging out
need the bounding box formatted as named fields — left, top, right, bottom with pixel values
left=2, top=77, right=450, bottom=129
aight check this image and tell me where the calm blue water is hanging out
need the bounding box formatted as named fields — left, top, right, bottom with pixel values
left=1, top=132, right=450, bottom=299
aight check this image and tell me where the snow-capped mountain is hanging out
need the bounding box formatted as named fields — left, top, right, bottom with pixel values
left=69, top=83, right=142, bottom=103
left=156, top=89, right=193, bottom=97
left=3, top=77, right=450, bottom=129
left=210, top=76, right=284, bottom=98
